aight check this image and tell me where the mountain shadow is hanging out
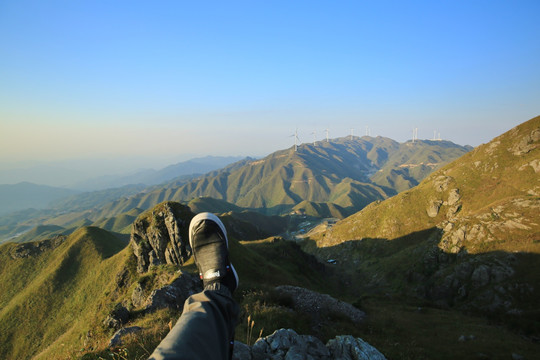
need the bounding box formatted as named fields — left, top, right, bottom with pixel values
left=302, top=227, right=540, bottom=338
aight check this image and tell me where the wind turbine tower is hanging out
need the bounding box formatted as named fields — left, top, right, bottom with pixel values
left=291, top=128, right=300, bottom=152
left=412, top=127, right=418, bottom=143
left=350, top=128, right=354, bottom=140
left=312, top=130, right=317, bottom=145
left=325, top=128, right=329, bottom=142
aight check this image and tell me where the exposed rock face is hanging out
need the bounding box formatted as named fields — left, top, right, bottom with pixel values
left=275, top=285, right=366, bottom=323
left=422, top=251, right=522, bottom=312
left=327, top=335, right=387, bottom=360
left=130, top=202, right=194, bottom=273
left=9, top=235, right=66, bottom=259
left=426, top=199, right=443, bottom=217
left=233, top=328, right=386, bottom=360
left=508, top=128, right=540, bottom=155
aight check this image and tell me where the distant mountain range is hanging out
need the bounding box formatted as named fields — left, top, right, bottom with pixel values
left=123, top=136, right=471, bottom=218
left=70, top=155, right=246, bottom=190
left=0, top=182, right=78, bottom=216
left=0, top=136, right=471, bottom=243
left=0, top=156, right=245, bottom=216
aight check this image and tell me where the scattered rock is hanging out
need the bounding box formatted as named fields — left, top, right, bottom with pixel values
left=457, top=334, right=475, bottom=342
left=9, top=235, right=66, bottom=259
left=485, top=141, right=500, bottom=156
left=144, top=271, right=202, bottom=312
left=131, top=282, right=146, bottom=308
left=327, top=335, right=387, bottom=360
left=103, top=303, right=130, bottom=329
left=108, top=326, right=142, bottom=348
left=471, top=265, right=490, bottom=287
left=528, top=159, right=540, bottom=173
left=508, top=128, right=540, bottom=155
left=275, top=286, right=366, bottom=323
left=115, top=268, right=130, bottom=289
left=447, top=189, right=461, bottom=206
left=240, top=329, right=387, bottom=359
left=427, top=200, right=443, bottom=218
left=433, top=176, right=454, bottom=192
left=233, top=341, right=252, bottom=360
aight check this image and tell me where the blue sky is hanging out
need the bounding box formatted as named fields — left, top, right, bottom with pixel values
left=1, top=0, right=539, bottom=167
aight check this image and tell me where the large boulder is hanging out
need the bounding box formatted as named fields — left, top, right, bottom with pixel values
left=275, top=286, right=366, bottom=324
left=130, top=202, right=194, bottom=273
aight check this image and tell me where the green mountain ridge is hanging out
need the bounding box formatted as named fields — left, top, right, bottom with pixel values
left=0, top=136, right=469, bottom=244
left=0, top=227, right=128, bottom=359
left=86, top=136, right=469, bottom=219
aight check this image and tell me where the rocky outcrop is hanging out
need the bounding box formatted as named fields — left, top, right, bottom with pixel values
left=130, top=202, right=194, bottom=273
left=426, top=199, right=443, bottom=217
left=508, top=128, right=540, bottom=155
left=233, top=328, right=386, bottom=360
left=108, top=326, right=142, bottom=348
left=327, top=336, right=386, bottom=360
left=275, top=286, right=366, bottom=324
left=143, top=271, right=202, bottom=312
left=421, top=251, right=525, bottom=312
left=103, top=303, right=130, bottom=329
left=130, top=271, right=202, bottom=312
left=9, top=235, right=66, bottom=259
left=426, top=176, right=462, bottom=220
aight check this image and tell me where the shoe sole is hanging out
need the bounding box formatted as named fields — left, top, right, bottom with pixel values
left=188, top=212, right=239, bottom=288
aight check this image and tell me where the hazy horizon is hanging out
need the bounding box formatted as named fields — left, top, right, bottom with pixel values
left=1, top=1, right=539, bottom=180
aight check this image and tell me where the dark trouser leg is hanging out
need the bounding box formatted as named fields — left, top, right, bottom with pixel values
left=148, top=283, right=239, bottom=360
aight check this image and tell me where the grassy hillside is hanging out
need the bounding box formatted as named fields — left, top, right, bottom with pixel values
left=0, top=227, right=128, bottom=359
left=2, top=196, right=540, bottom=359
left=0, top=204, right=340, bottom=359
left=317, top=116, right=540, bottom=250
left=304, top=116, right=540, bottom=339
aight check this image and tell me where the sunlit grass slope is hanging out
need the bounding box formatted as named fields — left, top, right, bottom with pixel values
left=0, top=227, right=128, bottom=359
left=319, top=115, right=540, bottom=252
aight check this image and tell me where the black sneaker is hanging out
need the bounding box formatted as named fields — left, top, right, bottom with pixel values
left=188, top=212, right=239, bottom=293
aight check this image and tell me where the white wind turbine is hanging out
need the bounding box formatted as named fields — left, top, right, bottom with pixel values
left=290, top=128, right=301, bottom=151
